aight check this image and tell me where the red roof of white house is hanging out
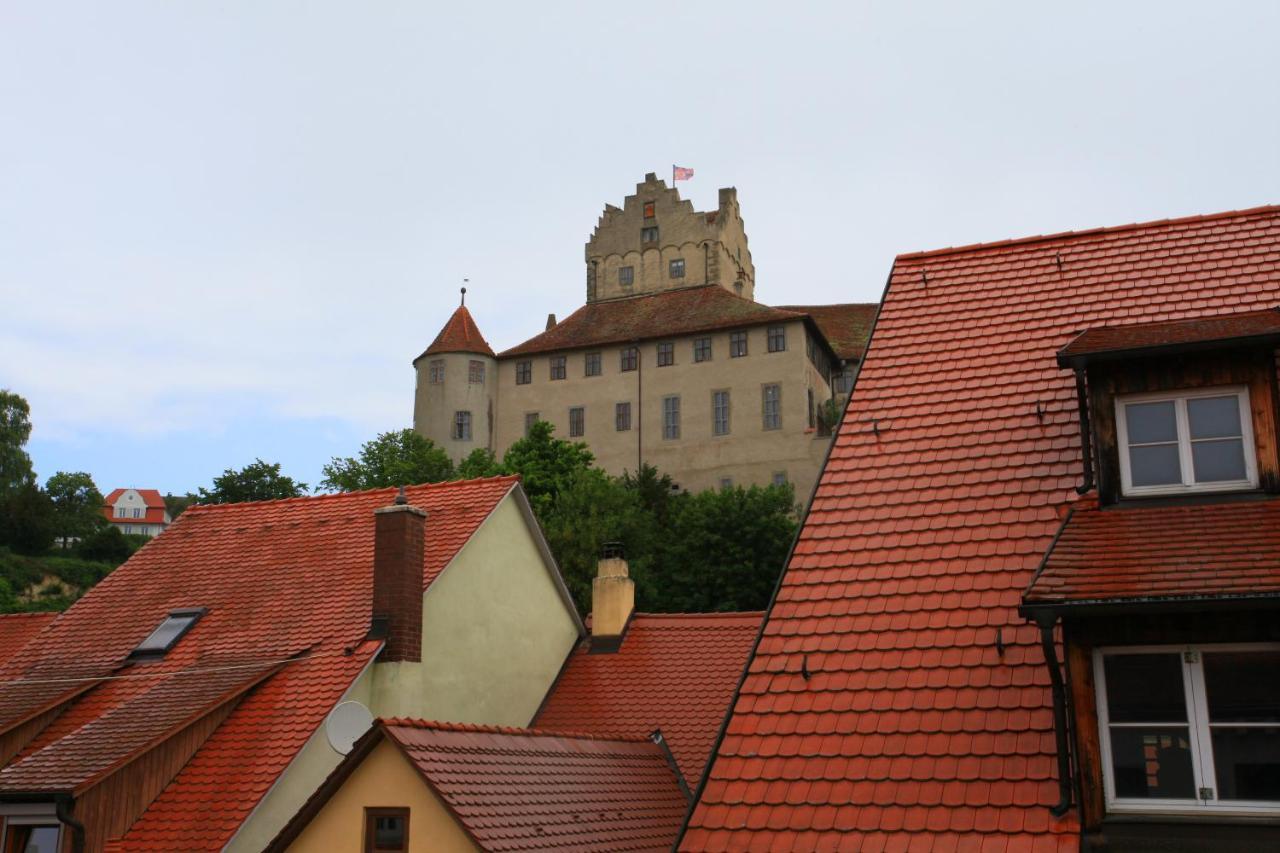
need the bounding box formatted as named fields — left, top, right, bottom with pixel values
left=680, top=205, right=1280, bottom=851
left=103, top=488, right=166, bottom=508
left=102, top=489, right=169, bottom=526
left=0, top=476, right=519, bottom=850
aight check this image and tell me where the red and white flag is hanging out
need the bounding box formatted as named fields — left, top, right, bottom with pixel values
left=673, top=165, right=695, bottom=181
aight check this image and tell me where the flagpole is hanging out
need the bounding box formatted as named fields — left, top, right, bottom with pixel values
left=672, top=164, right=675, bottom=189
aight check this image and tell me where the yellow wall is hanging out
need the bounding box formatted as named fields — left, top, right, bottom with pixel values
left=286, top=738, right=479, bottom=853
left=368, top=492, right=581, bottom=725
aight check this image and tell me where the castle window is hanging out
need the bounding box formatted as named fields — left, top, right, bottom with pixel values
left=669, top=258, right=685, bottom=279
left=1116, top=387, right=1256, bottom=497
left=569, top=407, right=585, bottom=438
left=515, top=361, right=532, bottom=385
left=616, top=402, right=631, bottom=432
left=641, top=226, right=659, bottom=243
left=713, top=390, right=731, bottom=436
left=657, top=342, right=674, bottom=367
left=662, top=396, right=681, bottom=440
left=619, top=266, right=634, bottom=286
left=468, top=360, right=485, bottom=384
left=429, top=359, right=445, bottom=384
left=833, top=369, right=855, bottom=395
left=768, top=325, right=787, bottom=353
left=694, top=337, right=712, bottom=362
left=550, top=356, right=567, bottom=381
left=730, top=331, right=749, bottom=358
left=762, top=384, right=782, bottom=430
left=585, top=352, right=602, bottom=377
left=772, top=471, right=788, bottom=487
left=524, top=413, right=539, bottom=435
left=453, top=411, right=472, bottom=441
left=621, top=347, right=638, bottom=372
left=720, top=477, right=733, bottom=490
left=643, top=201, right=655, bottom=219
left=808, top=388, right=816, bottom=429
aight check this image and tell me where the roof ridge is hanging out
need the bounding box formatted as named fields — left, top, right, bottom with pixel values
left=186, top=475, right=519, bottom=513
left=896, top=203, right=1280, bottom=263
left=632, top=611, right=765, bottom=621
left=379, top=717, right=654, bottom=744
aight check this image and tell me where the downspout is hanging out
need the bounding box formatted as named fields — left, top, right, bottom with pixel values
left=636, top=339, right=643, bottom=473
left=56, top=794, right=86, bottom=853
left=1033, top=611, right=1074, bottom=817
left=1072, top=368, right=1095, bottom=494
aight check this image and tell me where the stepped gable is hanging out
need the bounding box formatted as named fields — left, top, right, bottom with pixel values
left=680, top=205, right=1280, bottom=851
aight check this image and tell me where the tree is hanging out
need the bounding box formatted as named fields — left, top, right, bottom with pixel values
left=499, top=421, right=595, bottom=515
left=45, top=471, right=105, bottom=545
left=196, top=459, right=307, bottom=504
left=76, top=524, right=133, bottom=563
left=163, top=493, right=196, bottom=520
left=320, top=429, right=454, bottom=492
left=0, top=390, right=35, bottom=496
left=0, top=483, right=55, bottom=555
left=456, top=448, right=502, bottom=481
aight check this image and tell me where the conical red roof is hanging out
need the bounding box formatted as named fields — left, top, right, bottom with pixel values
left=417, top=305, right=495, bottom=360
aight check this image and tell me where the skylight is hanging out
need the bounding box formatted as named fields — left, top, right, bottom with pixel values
left=131, top=608, right=205, bottom=659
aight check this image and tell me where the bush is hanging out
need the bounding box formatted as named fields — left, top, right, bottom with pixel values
left=77, top=525, right=132, bottom=564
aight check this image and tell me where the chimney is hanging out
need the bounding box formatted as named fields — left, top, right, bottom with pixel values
left=546, top=313, right=557, bottom=331
left=371, top=488, right=426, bottom=662
left=591, top=542, right=634, bottom=650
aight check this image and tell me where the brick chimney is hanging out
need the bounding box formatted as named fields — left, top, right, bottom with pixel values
left=371, top=489, right=426, bottom=662
left=591, top=542, right=634, bottom=650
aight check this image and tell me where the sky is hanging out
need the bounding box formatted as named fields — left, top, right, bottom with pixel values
left=2, top=2, right=1278, bottom=495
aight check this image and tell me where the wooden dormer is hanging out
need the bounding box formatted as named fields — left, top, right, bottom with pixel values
left=1058, top=308, right=1280, bottom=505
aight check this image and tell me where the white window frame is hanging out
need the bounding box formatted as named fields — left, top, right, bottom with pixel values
left=1094, top=643, right=1280, bottom=817
left=1115, top=386, right=1257, bottom=497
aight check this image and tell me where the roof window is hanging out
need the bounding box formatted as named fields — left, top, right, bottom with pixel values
left=131, top=608, right=205, bottom=659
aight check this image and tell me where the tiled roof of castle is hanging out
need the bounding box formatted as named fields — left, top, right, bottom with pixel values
left=1057, top=306, right=1280, bottom=367
left=417, top=304, right=495, bottom=360
left=1024, top=497, right=1280, bottom=608
left=382, top=719, right=689, bottom=852
left=498, top=286, right=806, bottom=357
left=0, top=613, right=56, bottom=666
left=680, top=205, right=1280, bottom=852
left=536, top=612, right=761, bottom=785
left=0, top=476, right=517, bottom=850
left=776, top=303, right=879, bottom=361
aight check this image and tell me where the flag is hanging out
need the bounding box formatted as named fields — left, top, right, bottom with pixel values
left=673, top=165, right=695, bottom=181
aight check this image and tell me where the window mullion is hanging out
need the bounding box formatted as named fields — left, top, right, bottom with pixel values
left=1183, top=650, right=1216, bottom=804
left=1175, top=398, right=1194, bottom=485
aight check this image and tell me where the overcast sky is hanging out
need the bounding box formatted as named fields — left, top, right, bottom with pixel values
left=2, top=2, right=1278, bottom=495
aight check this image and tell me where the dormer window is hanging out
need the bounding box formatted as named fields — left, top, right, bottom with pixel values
left=131, top=608, right=205, bottom=659
left=1117, top=387, right=1256, bottom=496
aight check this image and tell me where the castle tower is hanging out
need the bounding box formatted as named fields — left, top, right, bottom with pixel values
left=412, top=289, right=497, bottom=465
left=585, top=172, right=756, bottom=304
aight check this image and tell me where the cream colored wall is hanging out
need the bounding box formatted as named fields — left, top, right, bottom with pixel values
left=412, top=353, right=496, bottom=464
left=367, top=493, right=580, bottom=725
left=494, top=319, right=833, bottom=498
left=285, top=738, right=479, bottom=853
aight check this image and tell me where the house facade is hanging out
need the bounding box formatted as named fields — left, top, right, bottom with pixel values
left=412, top=174, right=876, bottom=499
left=100, top=488, right=170, bottom=538
left=680, top=206, right=1280, bottom=851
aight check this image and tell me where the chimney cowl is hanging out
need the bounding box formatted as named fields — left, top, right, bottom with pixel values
left=601, top=541, right=625, bottom=560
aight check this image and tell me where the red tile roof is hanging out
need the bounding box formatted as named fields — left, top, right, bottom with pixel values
left=776, top=303, right=879, bottom=362
left=0, top=476, right=518, bottom=850
left=498, top=286, right=810, bottom=358
left=1057, top=306, right=1280, bottom=367
left=680, top=204, right=1280, bottom=851
left=416, top=304, right=495, bottom=360
left=379, top=719, right=689, bottom=852
left=0, top=613, right=56, bottom=666
left=1024, top=497, right=1280, bottom=608
left=103, top=488, right=166, bottom=508
left=536, top=612, right=761, bottom=785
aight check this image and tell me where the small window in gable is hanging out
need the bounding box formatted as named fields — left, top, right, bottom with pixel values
left=132, top=608, right=205, bottom=659
left=1116, top=387, right=1257, bottom=497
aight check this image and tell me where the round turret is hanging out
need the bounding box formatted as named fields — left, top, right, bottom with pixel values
left=412, top=291, right=497, bottom=465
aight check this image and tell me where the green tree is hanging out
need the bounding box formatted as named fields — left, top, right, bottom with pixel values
left=455, top=448, right=502, bottom=481
left=196, top=459, right=307, bottom=504
left=0, top=390, right=36, bottom=496
left=0, top=483, right=56, bottom=555
left=320, top=429, right=454, bottom=492
left=77, top=524, right=133, bottom=563
left=163, top=492, right=196, bottom=520
left=499, top=421, right=595, bottom=515
left=45, top=471, right=106, bottom=546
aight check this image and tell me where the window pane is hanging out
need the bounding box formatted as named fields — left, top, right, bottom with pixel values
left=11, top=826, right=60, bottom=853
left=1104, top=654, right=1187, bottom=723
left=1129, top=444, right=1182, bottom=487
left=1190, top=438, right=1247, bottom=482
left=1109, top=727, right=1196, bottom=799
left=1211, top=727, right=1280, bottom=802
left=1187, top=395, right=1242, bottom=440
left=1204, top=652, right=1280, bottom=722
left=1125, top=400, right=1177, bottom=444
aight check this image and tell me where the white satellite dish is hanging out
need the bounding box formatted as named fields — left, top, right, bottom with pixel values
left=325, top=701, right=374, bottom=755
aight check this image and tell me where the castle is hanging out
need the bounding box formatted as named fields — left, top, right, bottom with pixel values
left=412, top=173, right=876, bottom=498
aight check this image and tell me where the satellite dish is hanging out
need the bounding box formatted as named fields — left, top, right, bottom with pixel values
left=325, top=701, right=373, bottom=755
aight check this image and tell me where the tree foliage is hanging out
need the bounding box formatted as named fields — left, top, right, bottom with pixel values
left=499, top=421, right=596, bottom=515
left=0, top=390, right=35, bottom=496
left=320, top=429, right=454, bottom=492
left=0, top=484, right=56, bottom=555
left=196, top=459, right=307, bottom=504
left=456, top=448, right=502, bottom=481
left=45, top=471, right=106, bottom=545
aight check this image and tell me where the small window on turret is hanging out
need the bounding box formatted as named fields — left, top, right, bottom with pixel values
left=468, top=360, right=485, bottom=384
left=429, top=360, right=445, bottom=384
